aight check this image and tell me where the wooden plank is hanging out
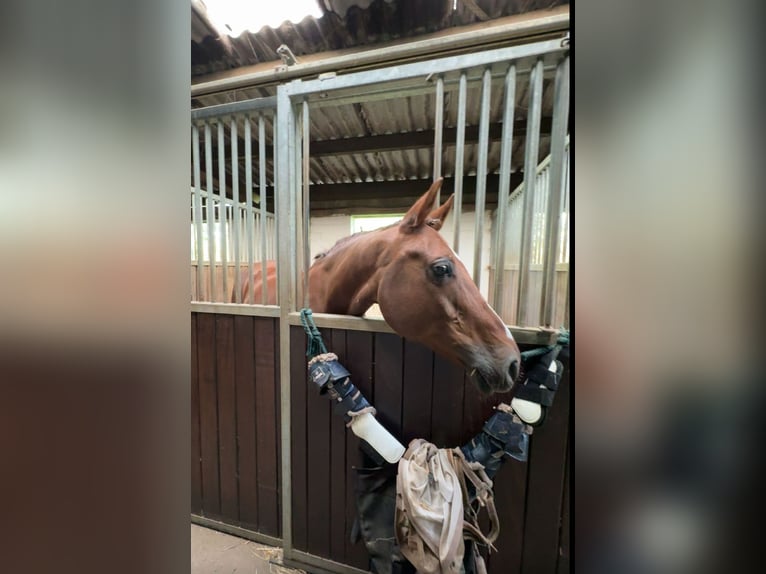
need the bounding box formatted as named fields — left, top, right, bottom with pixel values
left=234, top=315, right=258, bottom=530
left=274, top=320, right=283, bottom=537
left=430, top=354, right=465, bottom=448
left=401, top=339, right=433, bottom=445
left=290, top=326, right=309, bottom=551
left=254, top=316, right=280, bottom=537
left=488, top=455, right=528, bottom=574
left=306, top=327, right=333, bottom=558
left=520, top=360, right=570, bottom=574
left=373, top=333, right=404, bottom=438
left=344, top=330, right=374, bottom=571
left=197, top=313, right=221, bottom=517
left=329, top=329, right=348, bottom=563
left=216, top=315, right=239, bottom=522
left=557, top=440, right=570, bottom=574
left=191, top=314, right=202, bottom=515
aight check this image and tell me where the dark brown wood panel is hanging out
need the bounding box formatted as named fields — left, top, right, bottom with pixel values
left=290, top=327, right=309, bottom=551
left=191, top=314, right=202, bottom=515
left=254, top=317, right=280, bottom=537
left=344, top=330, right=375, bottom=571
left=216, top=315, right=239, bottom=521
left=197, top=313, right=221, bottom=517
left=329, top=329, right=349, bottom=562
left=521, top=367, right=570, bottom=574
left=557, top=441, right=570, bottom=574
left=234, top=315, right=258, bottom=530
left=430, top=354, right=466, bottom=447
left=373, top=333, right=404, bottom=438
left=306, top=326, right=332, bottom=557
left=273, top=321, right=282, bottom=536
left=401, top=340, right=434, bottom=446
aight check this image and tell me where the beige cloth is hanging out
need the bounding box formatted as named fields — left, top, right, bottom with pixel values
left=395, top=439, right=500, bottom=574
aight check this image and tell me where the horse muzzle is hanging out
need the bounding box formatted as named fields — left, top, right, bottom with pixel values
left=469, top=357, right=519, bottom=394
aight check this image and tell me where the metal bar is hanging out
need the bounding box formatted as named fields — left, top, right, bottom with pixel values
left=191, top=96, right=277, bottom=120
left=192, top=125, right=204, bottom=301
left=191, top=515, right=282, bottom=548
left=284, top=38, right=565, bottom=98
left=433, top=76, right=444, bottom=203
left=491, top=64, right=517, bottom=314
left=245, top=116, right=255, bottom=304
left=191, top=302, right=281, bottom=317
left=217, top=121, right=229, bottom=302
left=452, top=72, right=467, bottom=253
left=540, top=56, right=569, bottom=327
left=516, top=59, right=544, bottom=326
left=290, top=100, right=300, bottom=308
left=472, top=68, right=492, bottom=288
left=231, top=118, right=241, bottom=303
left=275, top=84, right=294, bottom=559
left=301, top=100, right=311, bottom=309
left=191, top=11, right=569, bottom=96
left=204, top=123, right=216, bottom=302
left=273, top=118, right=279, bottom=304
left=259, top=115, right=269, bottom=304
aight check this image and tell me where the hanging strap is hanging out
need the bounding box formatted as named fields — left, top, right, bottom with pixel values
left=300, top=308, right=328, bottom=358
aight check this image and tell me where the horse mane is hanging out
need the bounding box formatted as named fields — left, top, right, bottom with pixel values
left=313, top=222, right=399, bottom=263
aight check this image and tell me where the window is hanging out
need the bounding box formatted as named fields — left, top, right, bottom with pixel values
left=350, top=214, right=404, bottom=234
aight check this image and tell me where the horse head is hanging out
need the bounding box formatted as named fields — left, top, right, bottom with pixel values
left=374, top=179, right=522, bottom=393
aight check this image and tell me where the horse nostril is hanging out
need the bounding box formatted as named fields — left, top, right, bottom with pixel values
left=509, top=359, right=520, bottom=383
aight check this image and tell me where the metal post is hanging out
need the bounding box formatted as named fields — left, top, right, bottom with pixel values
left=231, top=118, right=241, bottom=303
left=245, top=116, right=255, bottom=304
left=433, top=76, right=444, bottom=204
left=516, top=59, right=544, bottom=326
left=301, top=100, right=311, bottom=309
left=472, top=68, right=492, bottom=288
left=540, top=56, right=569, bottom=327
left=192, top=125, right=204, bottom=301
left=272, top=115, right=279, bottom=305
left=491, top=65, right=516, bottom=315
left=452, top=73, right=467, bottom=253
left=259, top=115, right=269, bottom=304
left=275, top=85, right=294, bottom=559
left=204, top=123, right=216, bottom=302
left=217, top=121, right=229, bottom=302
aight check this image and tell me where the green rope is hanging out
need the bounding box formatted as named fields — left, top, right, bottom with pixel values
left=300, top=308, right=328, bottom=358
left=520, top=329, right=570, bottom=362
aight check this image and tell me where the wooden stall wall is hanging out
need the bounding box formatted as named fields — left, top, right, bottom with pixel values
left=191, top=313, right=282, bottom=540
left=289, top=326, right=570, bottom=574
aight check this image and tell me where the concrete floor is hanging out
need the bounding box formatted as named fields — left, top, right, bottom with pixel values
left=191, top=524, right=304, bottom=574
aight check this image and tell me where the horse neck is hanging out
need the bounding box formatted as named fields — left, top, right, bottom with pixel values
left=309, top=226, right=394, bottom=314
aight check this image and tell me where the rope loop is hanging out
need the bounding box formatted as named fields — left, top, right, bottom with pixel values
left=520, top=328, right=570, bottom=362
left=300, top=308, right=328, bottom=358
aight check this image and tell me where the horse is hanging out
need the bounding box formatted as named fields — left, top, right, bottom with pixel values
left=234, top=179, right=521, bottom=393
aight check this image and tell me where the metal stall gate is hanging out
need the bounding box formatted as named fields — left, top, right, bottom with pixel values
left=191, top=33, right=570, bottom=574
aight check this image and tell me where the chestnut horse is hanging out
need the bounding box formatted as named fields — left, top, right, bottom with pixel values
left=235, top=179, right=521, bottom=392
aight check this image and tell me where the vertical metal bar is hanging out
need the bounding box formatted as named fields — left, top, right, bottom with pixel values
left=516, top=59, right=544, bottom=326
left=217, top=121, right=229, bottom=302
left=491, top=64, right=516, bottom=315
left=301, top=100, right=311, bottom=309
left=452, top=72, right=467, bottom=253
left=290, top=102, right=300, bottom=308
left=276, top=85, right=294, bottom=560
left=192, top=125, right=204, bottom=301
left=272, top=115, right=279, bottom=304
left=472, top=68, right=492, bottom=289
left=245, top=116, right=255, bottom=304
left=541, top=56, right=570, bottom=327
left=433, top=76, right=444, bottom=204
left=204, top=123, right=216, bottom=302
left=259, top=115, right=269, bottom=304
left=231, top=117, right=241, bottom=303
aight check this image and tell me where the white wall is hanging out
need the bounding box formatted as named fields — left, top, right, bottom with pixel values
left=309, top=210, right=494, bottom=300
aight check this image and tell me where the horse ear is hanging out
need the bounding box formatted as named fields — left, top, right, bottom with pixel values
left=400, top=178, right=444, bottom=232
left=426, top=194, right=454, bottom=231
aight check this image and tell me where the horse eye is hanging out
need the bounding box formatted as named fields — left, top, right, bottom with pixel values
left=431, top=262, right=453, bottom=278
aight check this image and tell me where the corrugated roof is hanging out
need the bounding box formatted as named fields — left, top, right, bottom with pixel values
left=192, top=0, right=568, bottom=78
